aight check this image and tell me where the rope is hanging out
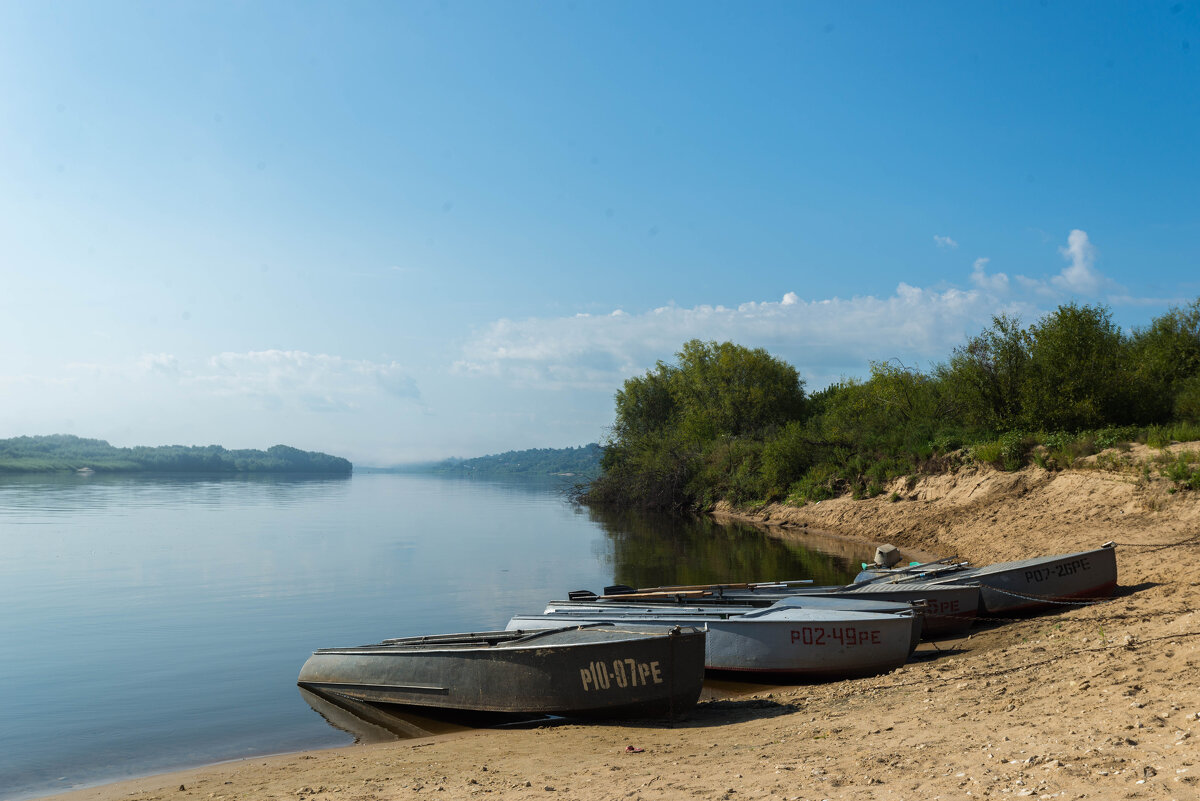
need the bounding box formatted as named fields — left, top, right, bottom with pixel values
left=1107, top=531, right=1200, bottom=552
left=978, top=586, right=1118, bottom=606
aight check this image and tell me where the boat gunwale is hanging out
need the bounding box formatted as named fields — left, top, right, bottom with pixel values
left=313, top=624, right=704, bottom=656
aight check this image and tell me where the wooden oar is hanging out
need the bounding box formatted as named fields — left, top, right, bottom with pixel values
left=601, top=579, right=815, bottom=599
left=859, top=556, right=970, bottom=576
left=598, top=589, right=716, bottom=600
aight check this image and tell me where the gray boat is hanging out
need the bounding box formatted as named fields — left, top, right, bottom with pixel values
left=298, top=623, right=705, bottom=719
left=572, top=580, right=978, bottom=638
left=854, top=542, right=1118, bottom=614
left=508, top=599, right=920, bottom=679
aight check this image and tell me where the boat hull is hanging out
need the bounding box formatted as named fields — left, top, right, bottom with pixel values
left=299, top=624, right=705, bottom=719
left=578, top=583, right=978, bottom=639
left=508, top=607, right=917, bottom=679
left=785, top=583, right=977, bottom=637
left=857, top=545, right=1118, bottom=615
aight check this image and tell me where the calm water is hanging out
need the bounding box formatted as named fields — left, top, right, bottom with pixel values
left=0, top=473, right=873, bottom=801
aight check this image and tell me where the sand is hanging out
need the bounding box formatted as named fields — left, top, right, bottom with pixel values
left=42, top=448, right=1200, bottom=801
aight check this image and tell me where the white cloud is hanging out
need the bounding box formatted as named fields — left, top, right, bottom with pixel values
left=934, top=235, right=959, bottom=249
left=456, top=230, right=1134, bottom=390
left=138, top=353, right=180, bottom=375
left=455, top=289, right=1023, bottom=390
left=1052, top=229, right=1107, bottom=294
left=188, top=350, right=419, bottom=410
left=969, top=257, right=1009, bottom=292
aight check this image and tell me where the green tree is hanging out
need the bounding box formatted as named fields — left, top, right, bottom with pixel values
left=669, top=340, right=806, bottom=441
left=1022, top=303, right=1129, bottom=430
left=1129, top=299, right=1200, bottom=422
left=942, top=314, right=1030, bottom=430
left=1175, top=375, right=1200, bottom=423
left=866, top=360, right=958, bottom=435
left=760, top=420, right=818, bottom=496
left=590, top=340, right=806, bottom=510
left=612, top=362, right=677, bottom=442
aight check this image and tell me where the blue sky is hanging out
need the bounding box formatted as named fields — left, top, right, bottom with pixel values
left=1, top=1, right=1197, bottom=465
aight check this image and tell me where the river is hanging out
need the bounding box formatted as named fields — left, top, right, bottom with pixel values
left=0, top=472, right=873, bottom=800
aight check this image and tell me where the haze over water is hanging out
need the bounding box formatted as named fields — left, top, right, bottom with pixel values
left=0, top=473, right=871, bottom=801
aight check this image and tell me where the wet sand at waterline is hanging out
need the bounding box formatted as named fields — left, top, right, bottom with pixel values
left=41, top=446, right=1200, bottom=801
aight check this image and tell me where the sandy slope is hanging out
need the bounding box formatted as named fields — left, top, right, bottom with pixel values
left=44, top=451, right=1200, bottom=801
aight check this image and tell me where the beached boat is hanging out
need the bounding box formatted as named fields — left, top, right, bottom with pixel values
left=298, top=623, right=705, bottom=719
left=853, top=543, right=1118, bottom=615
left=507, top=599, right=919, bottom=678
left=567, top=581, right=978, bottom=638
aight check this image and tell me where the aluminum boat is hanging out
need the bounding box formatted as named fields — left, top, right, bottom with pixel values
left=568, top=581, right=978, bottom=638
left=298, top=623, right=705, bottom=719
left=507, top=599, right=919, bottom=679
left=854, top=543, right=1118, bottom=614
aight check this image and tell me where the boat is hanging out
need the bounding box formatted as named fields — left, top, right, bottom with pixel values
left=567, top=580, right=979, bottom=638
left=543, top=595, right=928, bottom=640
left=853, top=542, right=1118, bottom=615
left=297, top=623, right=705, bottom=720
left=506, top=598, right=920, bottom=679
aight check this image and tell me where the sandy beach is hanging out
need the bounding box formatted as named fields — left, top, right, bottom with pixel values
left=42, top=447, right=1200, bottom=801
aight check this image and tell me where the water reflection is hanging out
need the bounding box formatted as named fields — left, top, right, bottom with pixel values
left=298, top=687, right=483, bottom=742
left=0, top=472, right=352, bottom=516
left=583, top=506, right=873, bottom=590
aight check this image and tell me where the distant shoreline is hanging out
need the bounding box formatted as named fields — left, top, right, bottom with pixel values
left=0, top=435, right=352, bottom=476
left=357, top=443, right=602, bottom=480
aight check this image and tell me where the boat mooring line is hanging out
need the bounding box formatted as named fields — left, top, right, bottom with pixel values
left=1107, top=531, right=1200, bottom=553
left=980, top=586, right=1119, bottom=606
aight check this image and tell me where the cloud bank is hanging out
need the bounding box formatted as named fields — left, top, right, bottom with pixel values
left=457, top=229, right=1129, bottom=389
left=61, top=350, right=421, bottom=414
left=188, top=350, right=419, bottom=411
left=456, top=287, right=1010, bottom=390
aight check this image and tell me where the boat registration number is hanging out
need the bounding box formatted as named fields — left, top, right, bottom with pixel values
left=580, top=658, right=663, bottom=691
left=928, top=599, right=960, bottom=615
left=792, top=626, right=882, bottom=646
left=1025, top=556, right=1090, bottom=584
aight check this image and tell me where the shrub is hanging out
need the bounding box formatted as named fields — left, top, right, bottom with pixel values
left=971, top=431, right=1034, bottom=471
left=787, top=463, right=842, bottom=504
left=971, top=439, right=1003, bottom=465
left=1094, top=426, right=1139, bottom=451
left=1176, top=375, right=1200, bottom=423
left=760, top=421, right=816, bottom=498
left=1160, top=453, right=1200, bottom=491
left=695, top=438, right=766, bottom=507
left=1146, top=426, right=1173, bottom=449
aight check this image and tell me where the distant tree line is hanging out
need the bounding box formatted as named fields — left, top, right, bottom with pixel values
left=382, top=444, right=603, bottom=477
left=0, top=435, right=353, bottom=474
left=582, top=300, right=1200, bottom=512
